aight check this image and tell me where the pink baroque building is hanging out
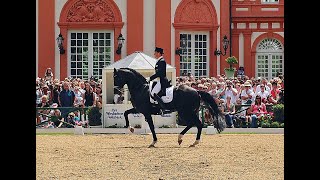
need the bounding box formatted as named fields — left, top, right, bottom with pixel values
left=36, top=0, right=284, bottom=80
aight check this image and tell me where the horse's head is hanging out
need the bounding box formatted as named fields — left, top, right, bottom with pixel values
left=113, top=68, right=127, bottom=88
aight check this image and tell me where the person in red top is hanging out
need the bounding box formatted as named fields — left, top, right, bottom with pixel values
left=248, top=95, right=267, bottom=128
left=270, top=82, right=280, bottom=101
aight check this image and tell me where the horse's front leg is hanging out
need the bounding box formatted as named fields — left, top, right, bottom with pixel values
left=124, top=108, right=138, bottom=133
left=145, top=114, right=157, bottom=148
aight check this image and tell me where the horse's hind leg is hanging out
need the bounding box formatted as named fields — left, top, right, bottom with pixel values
left=177, top=112, right=194, bottom=145
left=189, top=116, right=203, bottom=147
left=178, top=124, right=193, bottom=145
left=145, top=115, right=157, bottom=148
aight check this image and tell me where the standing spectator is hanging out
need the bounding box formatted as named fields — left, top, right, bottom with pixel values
left=59, top=82, right=75, bottom=107
left=248, top=95, right=267, bottom=128
left=237, top=66, right=245, bottom=77
left=241, top=81, right=254, bottom=104
left=221, top=95, right=236, bottom=128
left=51, top=83, right=61, bottom=106
left=36, top=85, right=43, bottom=105
left=83, top=83, right=96, bottom=107
left=79, top=81, right=86, bottom=94
left=95, top=86, right=103, bottom=109
left=44, top=68, right=53, bottom=82
left=41, top=85, right=52, bottom=105
left=59, top=82, right=75, bottom=118
left=73, top=86, right=84, bottom=107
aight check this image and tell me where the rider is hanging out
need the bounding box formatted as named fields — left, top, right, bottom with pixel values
left=149, top=47, right=169, bottom=113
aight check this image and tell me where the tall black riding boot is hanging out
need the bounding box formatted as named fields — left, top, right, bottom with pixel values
left=154, top=93, right=166, bottom=110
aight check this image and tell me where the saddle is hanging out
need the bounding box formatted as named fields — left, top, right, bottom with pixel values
left=149, top=80, right=173, bottom=104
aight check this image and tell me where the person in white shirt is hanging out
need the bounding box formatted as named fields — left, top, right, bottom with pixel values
left=241, top=81, right=254, bottom=104
left=256, top=78, right=271, bottom=93
left=255, top=84, right=269, bottom=103
left=220, top=80, right=238, bottom=104
left=113, top=88, right=123, bottom=104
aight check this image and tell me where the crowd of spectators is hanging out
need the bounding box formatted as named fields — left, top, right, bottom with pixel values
left=176, top=72, right=284, bottom=128
left=36, top=68, right=103, bottom=128
left=36, top=67, right=284, bottom=128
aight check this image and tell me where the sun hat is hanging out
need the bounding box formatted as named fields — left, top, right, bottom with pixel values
left=244, top=81, right=251, bottom=87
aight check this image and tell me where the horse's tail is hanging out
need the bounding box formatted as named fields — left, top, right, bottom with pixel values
left=198, top=90, right=226, bottom=133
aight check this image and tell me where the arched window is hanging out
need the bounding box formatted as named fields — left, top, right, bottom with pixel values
left=256, top=38, right=284, bottom=79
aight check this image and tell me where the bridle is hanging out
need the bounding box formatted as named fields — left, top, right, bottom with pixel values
left=113, top=73, right=125, bottom=94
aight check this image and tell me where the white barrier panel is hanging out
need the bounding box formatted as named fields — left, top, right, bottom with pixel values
left=104, top=104, right=177, bottom=128
left=104, top=104, right=145, bottom=127
left=153, top=112, right=177, bottom=128
left=206, top=126, right=217, bottom=135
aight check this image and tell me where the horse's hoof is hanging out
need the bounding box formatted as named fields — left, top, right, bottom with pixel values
left=148, top=144, right=155, bottom=148
left=129, top=127, right=134, bottom=133
left=189, top=144, right=195, bottom=147
left=178, top=139, right=183, bottom=145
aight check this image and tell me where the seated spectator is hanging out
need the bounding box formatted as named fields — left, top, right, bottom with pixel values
left=221, top=95, right=236, bottom=128
left=220, top=80, right=238, bottom=104
left=67, top=112, right=80, bottom=126
left=270, top=81, right=280, bottom=101
left=255, top=84, right=269, bottom=103
left=208, top=82, right=217, bottom=97
left=248, top=95, right=267, bottom=128
left=204, top=108, right=213, bottom=125
left=240, top=81, right=254, bottom=104
left=113, top=88, right=124, bottom=104
left=50, top=104, right=65, bottom=128
left=266, top=82, right=272, bottom=93
left=278, top=89, right=284, bottom=104
left=191, top=82, right=197, bottom=89
left=265, top=94, right=277, bottom=105
left=37, top=95, right=50, bottom=108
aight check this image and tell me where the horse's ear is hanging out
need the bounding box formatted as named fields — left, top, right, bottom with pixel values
left=114, top=68, right=118, bottom=73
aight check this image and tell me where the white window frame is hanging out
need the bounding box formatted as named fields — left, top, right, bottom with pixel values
left=68, top=30, right=114, bottom=80
left=261, top=0, right=279, bottom=4
left=255, top=38, right=284, bottom=79
left=179, top=31, right=210, bottom=78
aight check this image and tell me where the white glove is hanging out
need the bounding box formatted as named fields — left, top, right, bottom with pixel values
left=146, top=77, right=150, bottom=82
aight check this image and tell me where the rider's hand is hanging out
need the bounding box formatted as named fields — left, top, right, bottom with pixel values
left=146, top=77, right=150, bottom=82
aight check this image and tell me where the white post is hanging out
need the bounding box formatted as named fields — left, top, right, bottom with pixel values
left=123, top=84, right=128, bottom=104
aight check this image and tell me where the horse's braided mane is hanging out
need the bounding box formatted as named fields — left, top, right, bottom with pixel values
left=120, top=68, right=147, bottom=84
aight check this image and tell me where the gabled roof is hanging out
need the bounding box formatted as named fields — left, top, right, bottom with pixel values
left=105, top=51, right=175, bottom=70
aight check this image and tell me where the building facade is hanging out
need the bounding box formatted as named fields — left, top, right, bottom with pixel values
left=36, top=0, right=284, bottom=80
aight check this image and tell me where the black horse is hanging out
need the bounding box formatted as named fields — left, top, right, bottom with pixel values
left=114, top=68, right=225, bottom=147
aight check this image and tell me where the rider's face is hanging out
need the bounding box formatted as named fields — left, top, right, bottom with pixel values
left=154, top=52, right=160, bottom=58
